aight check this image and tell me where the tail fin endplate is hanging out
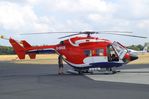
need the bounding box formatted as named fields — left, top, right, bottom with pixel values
left=21, top=40, right=36, bottom=59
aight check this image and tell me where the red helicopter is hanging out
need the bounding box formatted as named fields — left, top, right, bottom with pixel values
left=0, top=31, right=147, bottom=74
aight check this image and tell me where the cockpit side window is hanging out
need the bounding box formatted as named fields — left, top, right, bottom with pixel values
left=84, top=50, right=92, bottom=57
left=96, top=49, right=104, bottom=56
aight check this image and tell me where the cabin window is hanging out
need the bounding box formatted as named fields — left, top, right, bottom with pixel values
left=84, top=50, right=92, bottom=57
left=96, top=49, right=104, bottom=56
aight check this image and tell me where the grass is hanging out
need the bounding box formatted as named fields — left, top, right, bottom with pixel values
left=0, top=53, right=149, bottom=65
left=0, top=54, right=58, bottom=64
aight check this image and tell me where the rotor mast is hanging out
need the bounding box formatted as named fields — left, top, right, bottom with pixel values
left=80, top=31, right=97, bottom=38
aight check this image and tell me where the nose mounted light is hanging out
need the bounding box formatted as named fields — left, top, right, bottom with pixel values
left=130, top=54, right=138, bottom=61
left=123, top=53, right=138, bottom=63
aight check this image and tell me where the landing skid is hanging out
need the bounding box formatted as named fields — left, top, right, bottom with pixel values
left=103, top=68, right=120, bottom=74
left=102, top=70, right=120, bottom=75
left=67, top=69, right=91, bottom=75
left=67, top=69, right=80, bottom=75
left=67, top=68, right=120, bottom=75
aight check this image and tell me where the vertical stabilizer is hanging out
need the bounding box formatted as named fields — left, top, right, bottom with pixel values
left=9, top=38, right=25, bottom=59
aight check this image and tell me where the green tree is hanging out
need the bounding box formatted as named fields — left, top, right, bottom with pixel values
left=0, top=46, right=15, bottom=55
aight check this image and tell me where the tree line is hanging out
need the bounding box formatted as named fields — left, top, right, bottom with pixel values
left=127, top=43, right=149, bottom=51
left=127, top=44, right=144, bottom=51
left=0, top=46, right=15, bottom=55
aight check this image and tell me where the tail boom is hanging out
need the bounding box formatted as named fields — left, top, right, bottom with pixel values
left=9, top=38, right=56, bottom=60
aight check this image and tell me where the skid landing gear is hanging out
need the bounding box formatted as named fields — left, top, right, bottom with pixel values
left=105, top=68, right=120, bottom=74
left=67, top=69, right=79, bottom=74
left=67, top=69, right=90, bottom=75
left=67, top=68, right=120, bottom=75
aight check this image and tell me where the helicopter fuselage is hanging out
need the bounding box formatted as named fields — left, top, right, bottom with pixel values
left=55, top=36, right=136, bottom=70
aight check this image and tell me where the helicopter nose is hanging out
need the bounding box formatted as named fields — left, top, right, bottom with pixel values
left=130, top=54, right=138, bottom=61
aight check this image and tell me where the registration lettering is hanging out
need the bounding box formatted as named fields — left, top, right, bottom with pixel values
left=56, top=46, right=66, bottom=50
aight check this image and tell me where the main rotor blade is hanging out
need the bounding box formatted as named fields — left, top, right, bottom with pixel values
left=0, top=35, right=22, bottom=43
left=0, top=35, right=9, bottom=40
left=58, top=33, right=80, bottom=39
left=16, top=31, right=146, bottom=39
left=19, top=31, right=132, bottom=35
left=97, top=31, right=133, bottom=33
left=58, top=31, right=95, bottom=39
left=20, top=32, right=78, bottom=35
left=98, top=33, right=147, bottom=38
left=58, top=31, right=134, bottom=39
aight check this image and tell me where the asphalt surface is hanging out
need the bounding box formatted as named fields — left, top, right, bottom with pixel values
left=0, top=62, right=149, bottom=99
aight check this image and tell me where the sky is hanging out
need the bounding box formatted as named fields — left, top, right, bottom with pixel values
left=0, top=0, right=149, bottom=46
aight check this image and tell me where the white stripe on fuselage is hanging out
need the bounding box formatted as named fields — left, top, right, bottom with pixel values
left=69, top=38, right=106, bottom=47
left=64, top=59, right=90, bottom=67
left=83, top=56, right=108, bottom=64
left=28, top=48, right=55, bottom=52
